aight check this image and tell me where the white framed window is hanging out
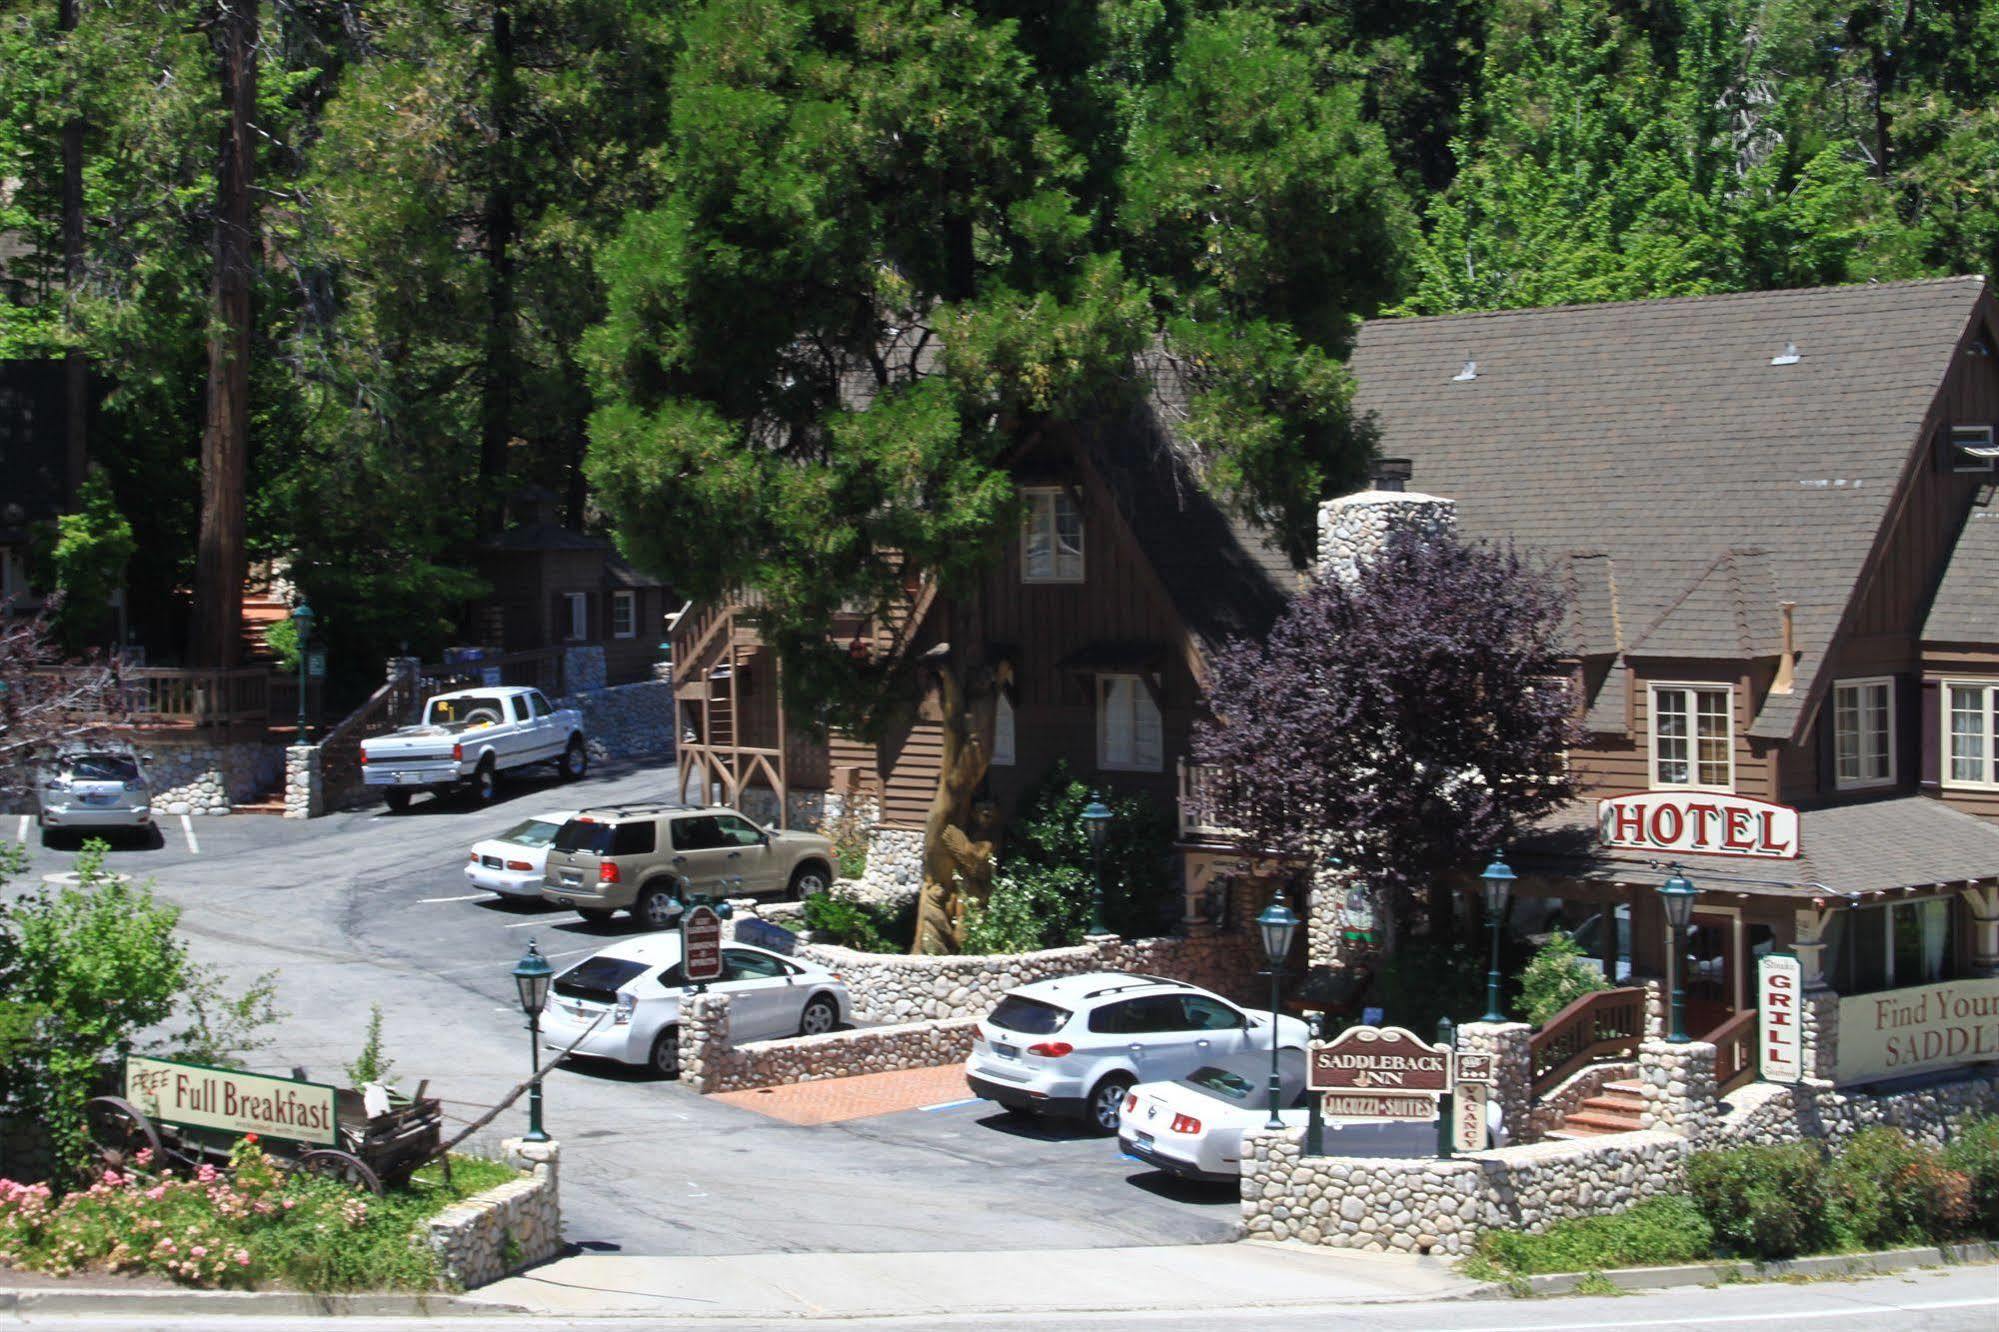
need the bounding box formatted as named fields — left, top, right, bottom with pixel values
left=1649, top=683, right=1733, bottom=790
left=1949, top=424, right=1997, bottom=473
left=1097, top=674, right=1162, bottom=772
left=1021, top=488, right=1084, bottom=583
left=1944, top=679, right=1999, bottom=789
left=611, top=590, right=637, bottom=639
left=562, top=592, right=588, bottom=642
left=991, top=693, right=1015, bottom=767
left=1832, top=677, right=1896, bottom=790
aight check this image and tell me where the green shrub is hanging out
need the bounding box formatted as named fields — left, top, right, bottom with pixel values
left=263, top=617, right=302, bottom=674
left=1828, top=1127, right=1972, bottom=1248
left=344, top=1003, right=396, bottom=1087
left=1365, top=931, right=1495, bottom=1033
left=1515, top=930, right=1611, bottom=1026
left=1687, top=1143, right=1837, bottom=1259
left=1943, top=1115, right=1999, bottom=1236
left=31, top=472, right=136, bottom=653
left=1474, top=1195, right=1712, bottom=1275
left=800, top=893, right=908, bottom=953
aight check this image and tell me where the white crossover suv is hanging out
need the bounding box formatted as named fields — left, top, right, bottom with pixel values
left=963, top=972, right=1311, bottom=1134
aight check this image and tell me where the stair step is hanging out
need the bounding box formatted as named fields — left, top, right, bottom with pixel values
left=1603, top=1080, right=1647, bottom=1096
left=1577, top=1093, right=1647, bottom=1115
left=230, top=800, right=287, bottom=816
left=1559, top=1110, right=1646, bottom=1134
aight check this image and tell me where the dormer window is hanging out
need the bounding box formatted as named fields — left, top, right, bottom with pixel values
left=1949, top=425, right=1997, bottom=473
left=1650, top=683, right=1732, bottom=791
left=1022, top=488, right=1084, bottom=583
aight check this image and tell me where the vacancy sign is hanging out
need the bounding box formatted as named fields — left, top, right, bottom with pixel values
left=1599, top=791, right=1800, bottom=860
left=1758, top=954, right=1804, bottom=1084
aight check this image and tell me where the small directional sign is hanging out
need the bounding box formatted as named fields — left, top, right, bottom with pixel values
left=681, top=904, right=724, bottom=983
left=1457, top=1053, right=1495, bottom=1083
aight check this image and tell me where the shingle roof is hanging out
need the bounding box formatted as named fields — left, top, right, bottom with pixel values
left=1924, top=505, right=1999, bottom=643
left=1519, top=795, right=1999, bottom=898
left=1349, top=276, right=1990, bottom=741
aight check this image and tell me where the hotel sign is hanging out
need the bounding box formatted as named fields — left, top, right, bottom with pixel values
left=1598, top=791, right=1800, bottom=860
left=1308, top=1027, right=1453, bottom=1093
left=125, top=1056, right=339, bottom=1147
left=1757, top=954, right=1804, bottom=1084
left=1835, top=978, right=1999, bottom=1086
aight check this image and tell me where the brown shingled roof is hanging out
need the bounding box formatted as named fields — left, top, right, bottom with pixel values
left=1349, top=276, right=1991, bottom=741
left=1925, top=505, right=1999, bottom=644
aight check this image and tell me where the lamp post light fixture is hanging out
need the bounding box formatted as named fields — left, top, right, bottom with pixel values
left=512, top=939, right=555, bottom=1143
left=1480, top=857, right=1516, bottom=1023
left=290, top=599, right=315, bottom=745
left=1658, top=866, right=1698, bottom=1044
left=1080, top=796, right=1114, bottom=938
left=1255, top=900, right=1301, bottom=1130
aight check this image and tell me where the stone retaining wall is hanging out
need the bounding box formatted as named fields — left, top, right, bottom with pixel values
left=132, top=737, right=283, bottom=815
left=425, top=1139, right=561, bottom=1290
left=1241, top=1128, right=1688, bottom=1254
left=1714, top=1071, right=1999, bottom=1149
left=676, top=993, right=976, bottom=1094
left=553, top=680, right=673, bottom=761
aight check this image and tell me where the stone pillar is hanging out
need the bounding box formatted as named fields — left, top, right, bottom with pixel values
left=1456, top=1021, right=1533, bottom=1147
left=1961, top=886, right=1999, bottom=978
left=1304, top=863, right=1376, bottom=971
left=501, top=1136, right=561, bottom=1184
left=1637, top=1039, right=1717, bottom=1145
left=1799, top=989, right=1841, bottom=1083
left=1641, top=978, right=1667, bottom=1040
left=1316, top=490, right=1458, bottom=584
left=676, top=992, right=733, bottom=1094
left=283, top=745, right=323, bottom=820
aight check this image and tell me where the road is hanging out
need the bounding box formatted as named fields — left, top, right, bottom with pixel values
left=2, top=759, right=1239, bottom=1256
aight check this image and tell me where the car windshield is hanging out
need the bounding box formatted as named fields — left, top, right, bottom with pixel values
left=552, top=819, right=615, bottom=854
left=499, top=818, right=564, bottom=849
left=989, top=996, right=1070, bottom=1036
left=553, top=957, right=651, bottom=1002
left=1184, top=1067, right=1256, bottom=1102
left=62, top=754, right=139, bottom=783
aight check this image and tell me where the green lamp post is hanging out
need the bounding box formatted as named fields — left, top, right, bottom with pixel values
left=290, top=599, right=315, bottom=745
left=512, top=939, right=554, bottom=1143
left=1480, top=857, right=1516, bottom=1022
left=1080, top=796, right=1114, bottom=937
left=1256, top=900, right=1301, bottom=1129
left=1658, top=867, right=1698, bottom=1043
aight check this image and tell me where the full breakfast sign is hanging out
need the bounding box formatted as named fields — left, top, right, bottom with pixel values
left=1598, top=791, right=1801, bottom=860
left=125, top=1056, right=339, bottom=1146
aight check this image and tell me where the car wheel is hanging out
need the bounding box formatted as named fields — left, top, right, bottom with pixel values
left=786, top=861, right=830, bottom=901
left=1085, top=1074, right=1135, bottom=1136
left=559, top=736, right=588, bottom=781
left=577, top=908, right=616, bottom=925
left=635, top=882, right=682, bottom=931
left=649, top=1027, right=681, bottom=1079
left=797, top=994, right=839, bottom=1037
left=382, top=789, right=412, bottom=813
left=472, top=761, right=498, bottom=803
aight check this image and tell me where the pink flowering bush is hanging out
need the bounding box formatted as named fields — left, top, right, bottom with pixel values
left=0, top=1141, right=518, bottom=1291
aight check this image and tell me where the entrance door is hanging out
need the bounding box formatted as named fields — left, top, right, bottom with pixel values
left=1683, top=912, right=1736, bottom=1037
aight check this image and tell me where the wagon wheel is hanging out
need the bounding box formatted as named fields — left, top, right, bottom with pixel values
left=82, top=1096, right=165, bottom=1177
left=297, top=1148, right=385, bottom=1196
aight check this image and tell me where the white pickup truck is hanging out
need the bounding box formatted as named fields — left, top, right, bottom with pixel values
left=361, top=686, right=588, bottom=811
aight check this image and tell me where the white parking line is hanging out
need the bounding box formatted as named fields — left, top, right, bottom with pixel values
left=506, top=916, right=577, bottom=929
left=14, top=815, right=27, bottom=842
left=419, top=893, right=488, bottom=904
left=918, top=1097, right=980, bottom=1112
left=179, top=814, right=199, bottom=854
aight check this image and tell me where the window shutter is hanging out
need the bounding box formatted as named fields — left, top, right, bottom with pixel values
left=1920, top=679, right=1941, bottom=790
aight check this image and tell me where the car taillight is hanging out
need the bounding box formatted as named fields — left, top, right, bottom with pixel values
left=1123, top=1093, right=1138, bottom=1114
left=506, top=860, right=533, bottom=872
left=614, top=993, right=635, bottom=1025
left=468, top=852, right=478, bottom=862
left=452, top=742, right=464, bottom=762
left=1026, top=1042, right=1073, bottom=1058
left=598, top=860, right=621, bottom=884
left=358, top=750, right=368, bottom=765
left=1170, top=1114, right=1202, bottom=1134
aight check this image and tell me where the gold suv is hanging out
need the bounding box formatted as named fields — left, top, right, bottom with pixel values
left=541, top=805, right=836, bottom=929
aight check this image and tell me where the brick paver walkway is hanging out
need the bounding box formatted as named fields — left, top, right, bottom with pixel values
left=710, top=1063, right=974, bottom=1126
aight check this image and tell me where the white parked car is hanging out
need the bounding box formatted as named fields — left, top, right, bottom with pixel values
left=540, top=935, right=852, bottom=1078
left=964, top=972, right=1311, bottom=1134
left=36, top=749, right=153, bottom=844
left=465, top=811, right=578, bottom=898
left=1117, top=1063, right=1458, bottom=1182
left=362, top=686, right=587, bottom=811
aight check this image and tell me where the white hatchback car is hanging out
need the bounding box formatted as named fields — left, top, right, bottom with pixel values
left=964, top=972, right=1311, bottom=1134
left=465, top=811, right=579, bottom=898
left=540, top=935, right=852, bottom=1078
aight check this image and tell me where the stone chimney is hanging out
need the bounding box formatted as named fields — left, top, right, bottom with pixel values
left=1316, top=462, right=1457, bottom=583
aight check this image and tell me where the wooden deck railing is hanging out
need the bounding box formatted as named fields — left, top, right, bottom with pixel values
left=1707, top=1008, right=1758, bottom=1094
left=31, top=665, right=272, bottom=727
left=1529, top=986, right=1647, bottom=1096
left=1176, top=759, right=1243, bottom=842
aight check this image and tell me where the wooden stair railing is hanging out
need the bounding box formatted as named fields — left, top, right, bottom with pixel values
left=1529, top=986, right=1647, bottom=1097
left=1707, top=1008, right=1758, bottom=1094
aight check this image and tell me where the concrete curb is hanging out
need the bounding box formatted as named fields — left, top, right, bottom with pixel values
left=0, top=1286, right=528, bottom=1317
left=1475, top=1239, right=1999, bottom=1298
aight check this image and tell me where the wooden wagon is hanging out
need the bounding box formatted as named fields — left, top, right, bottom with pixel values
left=82, top=1080, right=441, bottom=1196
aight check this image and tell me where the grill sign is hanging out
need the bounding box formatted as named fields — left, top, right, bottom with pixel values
left=125, top=1056, right=337, bottom=1146
left=681, top=904, right=724, bottom=983
left=1308, top=1026, right=1453, bottom=1093
left=1319, top=1092, right=1438, bottom=1121
left=1758, top=954, right=1804, bottom=1084
left=1598, top=791, right=1800, bottom=860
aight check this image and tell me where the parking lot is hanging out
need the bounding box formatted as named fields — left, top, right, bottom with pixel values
left=2, top=759, right=1241, bottom=1257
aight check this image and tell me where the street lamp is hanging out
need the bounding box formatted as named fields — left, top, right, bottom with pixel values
left=1480, top=857, right=1516, bottom=1022
left=290, top=599, right=315, bottom=745
left=1658, top=867, right=1698, bottom=1044
left=1256, top=900, right=1301, bottom=1129
left=512, top=939, right=554, bottom=1143
left=1080, top=796, right=1113, bottom=937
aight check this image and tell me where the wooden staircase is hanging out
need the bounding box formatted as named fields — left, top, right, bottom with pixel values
left=240, top=592, right=291, bottom=665
left=1547, top=1079, right=1648, bottom=1139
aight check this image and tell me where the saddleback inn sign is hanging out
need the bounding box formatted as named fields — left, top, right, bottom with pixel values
left=1598, top=791, right=1800, bottom=860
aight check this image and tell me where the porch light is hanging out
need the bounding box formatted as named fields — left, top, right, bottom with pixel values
left=1080, top=797, right=1114, bottom=937
left=1480, top=857, right=1515, bottom=1022
left=1255, top=900, right=1301, bottom=1130
left=1658, top=867, right=1697, bottom=1044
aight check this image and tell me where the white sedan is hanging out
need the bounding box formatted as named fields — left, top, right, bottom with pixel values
left=465, top=811, right=578, bottom=898
left=1118, top=1063, right=1479, bottom=1182
left=540, top=935, right=851, bottom=1078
